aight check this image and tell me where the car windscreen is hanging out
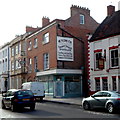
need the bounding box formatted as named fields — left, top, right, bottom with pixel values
left=15, top=90, right=33, bottom=97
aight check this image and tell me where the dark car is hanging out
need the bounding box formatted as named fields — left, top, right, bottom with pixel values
left=82, top=91, right=120, bottom=113
left=1, top=89, right=36, bottom=112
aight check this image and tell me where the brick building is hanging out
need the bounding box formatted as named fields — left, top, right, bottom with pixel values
left=26, top=5, right=98, bottom=97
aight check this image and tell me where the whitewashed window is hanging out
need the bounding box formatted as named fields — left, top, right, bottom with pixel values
left=80, top=14, right=85, bottom=24
left=43, top=53, right=49, bottom=70
left=43, top=33, right=49, bottom=44
left=110, top=49, right=118, bottom=68
left=34, top=38, right=38, bottom=48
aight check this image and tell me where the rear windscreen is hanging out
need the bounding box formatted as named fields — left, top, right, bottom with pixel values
left=16, top=90, right=33, bottom=96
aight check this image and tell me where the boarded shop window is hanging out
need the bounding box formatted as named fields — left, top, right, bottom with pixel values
left=65, top=76, right=81, bottom=94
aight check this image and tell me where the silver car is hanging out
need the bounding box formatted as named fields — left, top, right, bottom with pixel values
left=82, top=91, right=120, bottom=113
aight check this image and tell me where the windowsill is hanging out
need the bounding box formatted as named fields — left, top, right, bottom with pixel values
left=42, top=41, right=50, bottom=45
left=94, top=69, right=103, bottom=71
left=109, top=67, right=119, bottom=70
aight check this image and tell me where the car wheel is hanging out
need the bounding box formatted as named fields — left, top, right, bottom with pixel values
left=11, top=104, right=17, bottom=112
left=83, top=101, right=90, bottom=110
left=107, top=103, right=114, bottom=113
left=2, top=101, right=6, bottom=109
left=30, top=104, right=35, bottom=111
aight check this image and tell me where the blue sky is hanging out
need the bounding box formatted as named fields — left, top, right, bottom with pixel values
left=0, top=0, right=119, bottom=46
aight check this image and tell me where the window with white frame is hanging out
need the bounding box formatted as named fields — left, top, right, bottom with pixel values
left=29, top=58, right=32, bottom=71
left=43, top=32, right=49, bottom=44
left=34, top=56, right=38, bottom=72
left=34, top=38, right=38, bottom=48
left=80, top=14, right=85, bottom=24
left=11, top=61, right=14, bottom=70
left=16, top=45, right=18, bottom=55
left=110, top=49, right=118, bottom=67
left=12, top=47, right=14, bottom=56
left=28, top=41, right=32, bottom=50
left=95, top=52, right=102, bottom=69
left=43, top=53, right=49, bottom=70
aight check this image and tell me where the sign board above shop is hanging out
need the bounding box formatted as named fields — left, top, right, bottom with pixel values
left=57, top=36, right=74, bottom=61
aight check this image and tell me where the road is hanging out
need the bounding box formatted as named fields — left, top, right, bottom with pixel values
left=0, top=96, right=120, bottom=119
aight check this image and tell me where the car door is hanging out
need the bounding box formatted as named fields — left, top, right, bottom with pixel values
left=90, top=91, right=104, bottom=108
left=98, top=92, right=111, bottom=108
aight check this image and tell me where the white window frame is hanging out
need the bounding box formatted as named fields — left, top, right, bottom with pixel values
left=43, top=32, right=49, bottom=44
left=16, top=45, right=18, bottom=55
left=94, top=52, right=102, bottom=70
left=80, top=14, right=85, bottom=24
left=34, top=56, right=38, bottom=72
left=43, top=53, right=49, bottom=70
left=95, top=79, right=100, bottom=91
left=11, top=61, right=14, bottom=70
left=12, top=47, right=14, bottom=57
left=28, top=41, right=32, bottom=50
left=110, top=48, right=119, bottom=68
left=34, top=38, right=38, bottom=48
left=29, top=58, right=32, bottom=72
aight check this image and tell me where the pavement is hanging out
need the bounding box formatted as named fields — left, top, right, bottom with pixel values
left=44, top=96, right=83, bottom=106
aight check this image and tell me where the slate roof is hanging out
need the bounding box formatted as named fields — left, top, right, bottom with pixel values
left=89, top=10, right=120, bottom=42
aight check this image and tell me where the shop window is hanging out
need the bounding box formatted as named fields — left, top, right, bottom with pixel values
left=110, top=49, right=118, bottom=68
left=65, top=76, right=81, bottom=94
left=102, top=77, right=108, bottom=90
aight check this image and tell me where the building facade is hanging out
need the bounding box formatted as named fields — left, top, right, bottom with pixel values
left=89, top=5, right=120, bottom=94
left=0, top=43, right=10, bottom=93
left=26, top=5, right=98, bottom=97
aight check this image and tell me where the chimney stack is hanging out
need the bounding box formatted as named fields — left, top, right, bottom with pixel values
left=107, top=5, right=115, bottom=16
left=42, top=17, right=50, bottom=27
left=26, top=26, right=39, bottom=33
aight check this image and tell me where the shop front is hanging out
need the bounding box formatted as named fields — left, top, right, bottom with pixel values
left=36, top=69, right=83, bottom=98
